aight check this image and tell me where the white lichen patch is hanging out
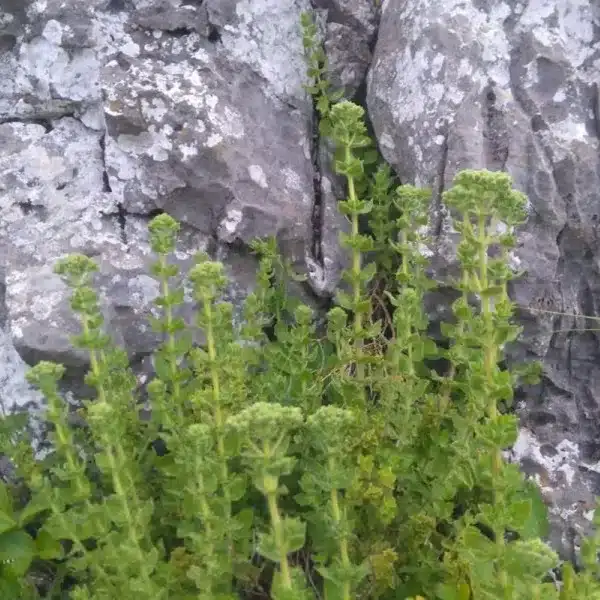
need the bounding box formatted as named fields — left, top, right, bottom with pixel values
left=509, top=428, right=580, bottom=488
left=0, top=12, right=14, bottom=28
left=179, top=143, right=198, bottom=160
left=494, top=220, right=513, bottom=235
left=0, top=327, right=43, bottom=413
left=42, top=20, right=64, bottom=45
left=93, top=12, right=138, bottom=62
left=22, top=147, right=67, bottom=183
left=208, top=104, right=245, bottom=140
left=584, top=509, right=595, bottom=522
left=206, top=133, right=223, bottom=147
left=27, top=0, right=48, bottom=17
left=117, top=126, right=173, bottom=162
left=508, top=250, right=522, bottom=271
left=516, top=0, right=596, bottom=71
left=282, top=167, right=302, bottom=191
left=5, top=266, right=67, bottom=327
left=305, top=255, right=328, bottom=295
left=127, top=275, right=160, bottom=308
left=300, top=137, right=311, bottom=161
left=220, top=0, right=312, bottom=104
left=249, top=164, right=268, bottom=188
left=220, top=208, right=243, bottom=236
left=380, top=132, right=396, bottom=150
left=321, top=175, right=332, bottom=196
left=140, top=97, right=169, bottom=122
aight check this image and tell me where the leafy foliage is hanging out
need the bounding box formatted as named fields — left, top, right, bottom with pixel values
left=0, top=10, right=598, bottom=600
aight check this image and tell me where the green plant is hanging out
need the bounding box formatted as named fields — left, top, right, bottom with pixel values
left=0, top=10, right=599, bottom=600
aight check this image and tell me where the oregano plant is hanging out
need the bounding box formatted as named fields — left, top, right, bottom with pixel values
left=0, top=10, right=599, bottom=600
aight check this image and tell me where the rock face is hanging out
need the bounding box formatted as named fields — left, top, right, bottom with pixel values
left=367, top=0, right=600, bottom=562
left=0, top=0, right=350, bottom=399
left=0, top=0, right=599, bottom=564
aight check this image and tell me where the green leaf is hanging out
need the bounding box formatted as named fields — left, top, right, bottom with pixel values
left=335, top=290, right=353, bottom=310
left=487, top=414, right=518, bottom=448
left=437, top=582, right=471, bottom=600
left=479, top=285, right=504, bottom=298
left=0, top=529, right=36, bottom=576
left=257, top=531, right=280, bottom=563
left=174, top=331, right=194, bottom=356
left=36, top=529, right=64, bottom=560
left=282, top=517, right=306, bottom=553
left=453, top=462, right=475, bottom=490
left=0, top=484, right=16, bottom=535
left=503, top=538, right=559, bottom=580
left=271, top=566, right=309, bottom=600
left=507, top=499, right=532, bottom=529
left=257, top=518, right=306, bottom=563
left=153, top=354, right=175, bottom=381
left=361, top=261, right=377, bottom=284
left=18, top=491, right=52, bottom=526
left=0, top=483, right=13, bottom=516
left=0, top=512, right=16, bottom=536
left=329, top=89, right=345, bottom=102
left=235, top=508, right=254, bottom=532
left=323, top=577, right=345, bottom=600
left=228, top=475, right=247, bottom=502
left=518, top=480, right=550, bottom=539
left=362, top=149, right=380, bottom=165
left=316, top=95, right=330, bottom=115
left=461, top=525, right=495, bottom=557
left=423, top=338, right=439, bottom=358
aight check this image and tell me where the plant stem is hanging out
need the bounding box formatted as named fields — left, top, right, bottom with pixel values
left=201, top=291, right=233, bottom=561
left=202, top=295, right=229, bottom=492
left=329, top=457, right=351, bottom=600
left=195, top=456, right=216, bottom=597
left=84, top=318, right=155, bottom=596
left=159, top=254, right=184, bottom=423
left=264, top=462, right=292, bottom=590
left=477, top=211, right=507, bottom=594
left=346, top=144, right=365, bottom=384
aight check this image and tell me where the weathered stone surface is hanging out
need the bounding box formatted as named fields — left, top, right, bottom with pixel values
left=101, top=29, right=313, bottom=250
left=0, top=327, right=41, bottom=414
left=311, top=0, right=378, bottom=98
left=0, top=114, right=219, bottom=365
left=130, top=0, right=210, bottom=33
left=0, top=0, right=350, bottom=421
left=313, top=0, right=378, bottom=40
left=368, top=0, right=600, bottom=560
left=1, top=0, right=599, bottom=566
left=323, top=22, right=372, bottom=99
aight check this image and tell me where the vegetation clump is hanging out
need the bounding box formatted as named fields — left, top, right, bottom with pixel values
left=0, top=11, right=599, bottom=600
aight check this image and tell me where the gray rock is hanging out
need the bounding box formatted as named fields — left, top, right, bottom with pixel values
left=368, top=0, right=600, bottom=560
left=312, top=0, right=378, bottom=40
left=324, top=21, right=373, bottom=99
left=0, top=0, right=598, bottom=567
left=311, top=0, right=378, bottom=99
left=0, top=0, right=335, bottom=401
left=0, top=327, right=42, bottom=415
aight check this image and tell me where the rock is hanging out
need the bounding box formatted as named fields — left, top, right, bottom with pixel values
left=323, top=22, right=373, bottom=100
left=1, top=0, right=599, bottom=566
left=0, top=327, right=42, bottom=415
left=101, top=27, right=313, bottom=253
left=307, top=135, right=351, bottom=298
left=367, top=0, right=600, bottom=559
left=0, top=0, right=344, bottom=409
left=311, top=0, right=378, bottom=98
left=312, top=0, right=378, bottom=39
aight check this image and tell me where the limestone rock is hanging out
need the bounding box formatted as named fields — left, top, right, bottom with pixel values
left=368, top=0, right=600, bottom=560
left=0, top=0, right=599, bottom=566
left=0, top=0, right=346, bottom=399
